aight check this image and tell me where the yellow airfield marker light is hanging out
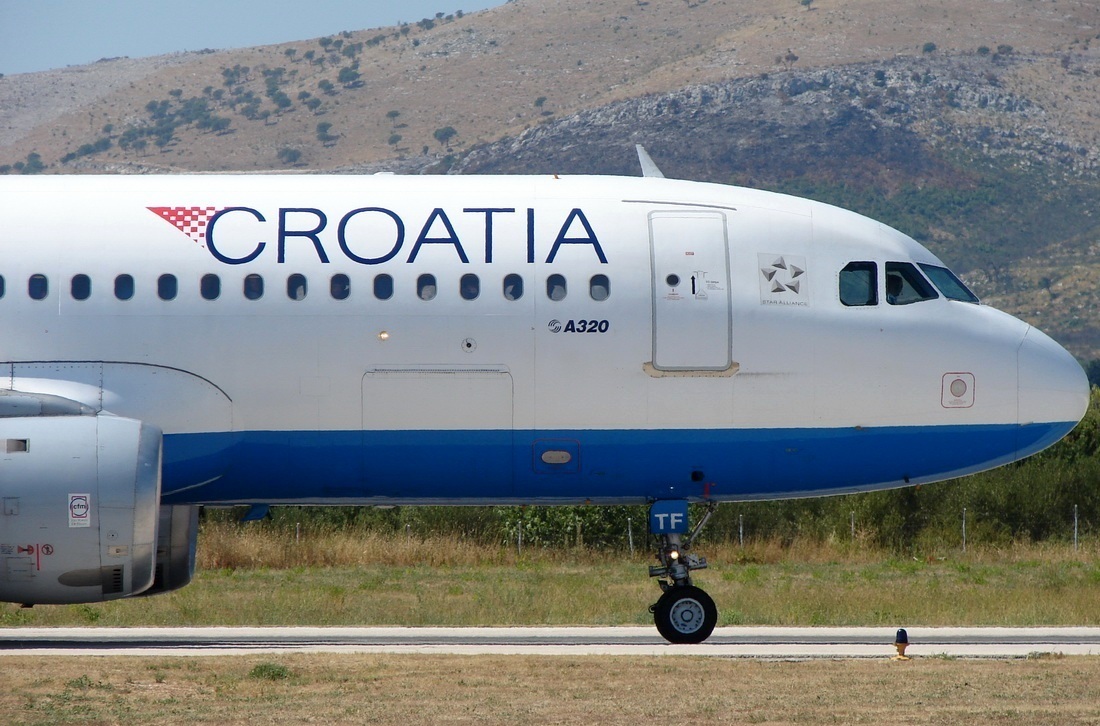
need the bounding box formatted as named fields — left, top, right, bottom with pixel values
left=893, top=628, right=911, bottom=660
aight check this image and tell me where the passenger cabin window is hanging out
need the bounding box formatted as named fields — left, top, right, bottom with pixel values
left=885, top=262, right=938, bottom=305
left=158, top=274, right=178, bottom=301
left=460, top=274, right=479, bottom=301
left=0, top=275, right=5, bottom=298
left=590, top=274, right=610, bottom=301
left=839, top=262, right=877, bottom=306
left=503, top=274, right=523, bottom=301
left=374, top=274, right=393, bottom=300
left=919, top=264, right=979, bottom=303
left=547, top=274, right=567, bottom=301
left=330, top=274, right=350, bottom=300
left=114, top=274, right=134, bottom=301
left=417, top=274, right=437, bottom=301
left=71, top=274, right=91, bottom=301
left=201, top=274, right=221, bottom=300
left=28, top=274, right=47, bottom=300
left=244, top=274, right=264, bottom=300
left=287, top=274, right=307, bottom=300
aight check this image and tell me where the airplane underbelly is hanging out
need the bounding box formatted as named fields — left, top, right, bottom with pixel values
left=158, top=419, right=1075, bottom=506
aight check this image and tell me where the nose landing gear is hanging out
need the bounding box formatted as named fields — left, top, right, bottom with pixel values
left=648, top=500, right=718, bottom=644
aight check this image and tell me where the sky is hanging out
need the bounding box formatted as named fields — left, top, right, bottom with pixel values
left=0, top=1, right=505, bottom=75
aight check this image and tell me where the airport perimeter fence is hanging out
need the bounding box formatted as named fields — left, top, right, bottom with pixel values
left=206, top=492, right=1099, bottom=557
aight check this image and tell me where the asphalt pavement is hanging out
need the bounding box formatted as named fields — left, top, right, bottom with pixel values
left=2, top=626, right=1098, bottom=657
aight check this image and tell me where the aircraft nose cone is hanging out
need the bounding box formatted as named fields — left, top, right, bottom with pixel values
left=1016, top=326, right=1089, bottom=455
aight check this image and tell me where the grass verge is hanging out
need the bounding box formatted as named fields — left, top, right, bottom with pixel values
left=3, top=654, right=1100, bottom=725
left=1, top=528, right=1098, bottom=628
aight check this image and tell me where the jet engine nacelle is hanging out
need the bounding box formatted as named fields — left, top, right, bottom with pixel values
left=0, top=409, right=162, bottom=605
left=134, top=504, right=200, bottom=598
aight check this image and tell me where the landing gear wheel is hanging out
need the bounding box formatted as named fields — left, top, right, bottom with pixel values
left=652, top=585, right=717, bottom=644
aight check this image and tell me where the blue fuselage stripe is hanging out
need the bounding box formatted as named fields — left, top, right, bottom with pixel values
left=159, top=421, right=1074, bottom=505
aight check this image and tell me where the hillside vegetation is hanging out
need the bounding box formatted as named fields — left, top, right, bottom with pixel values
left=3, top=0, right=1097, bottom=173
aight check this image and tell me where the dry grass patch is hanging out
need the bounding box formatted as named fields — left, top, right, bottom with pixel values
left=198, top=523, right=521, bottom=569
left=3, top=531, right=1098, bottom=628
left=2, top=654, right=1100, bottom=725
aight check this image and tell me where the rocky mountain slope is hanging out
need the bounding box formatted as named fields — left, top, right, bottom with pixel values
left=2, top=0, right=1097, bottom=172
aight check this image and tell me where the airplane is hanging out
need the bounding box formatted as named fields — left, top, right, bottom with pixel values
left=0, top=149, right=1088, bottom=643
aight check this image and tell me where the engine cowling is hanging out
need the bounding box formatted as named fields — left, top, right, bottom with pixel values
left=135, top=504, right=199, bottom=597
left=0, top=408, right=162, bottom=605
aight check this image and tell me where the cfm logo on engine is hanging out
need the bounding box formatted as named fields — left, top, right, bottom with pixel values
left=68, top=493, right=90, bottom=528
left=149, top=205, right=608, bottom=266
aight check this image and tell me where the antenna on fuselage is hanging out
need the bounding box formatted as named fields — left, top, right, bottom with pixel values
left=635, top=144, right=666, bottom=179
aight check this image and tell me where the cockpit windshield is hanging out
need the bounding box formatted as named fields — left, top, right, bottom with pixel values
left=885, top=262, right=938, bottom=305
left=918, top=264, right=980, bottom=304
left=839, top=261, right=977, bottom=307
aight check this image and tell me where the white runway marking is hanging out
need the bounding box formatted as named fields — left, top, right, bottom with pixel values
left=1, top=626, right=1099, bottom=658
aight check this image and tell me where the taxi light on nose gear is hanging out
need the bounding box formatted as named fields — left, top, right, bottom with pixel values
left=669, top=550, right=679, bottom=560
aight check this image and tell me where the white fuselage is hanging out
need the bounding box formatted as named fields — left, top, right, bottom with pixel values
left=0, top=174, right=1087, bottom=505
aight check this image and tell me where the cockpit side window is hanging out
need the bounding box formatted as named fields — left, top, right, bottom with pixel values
left=919, top=264, right=979, bottom=303
left=839, top=261, right=878, bottom=306
left=885, top=262, right=938, bottom=305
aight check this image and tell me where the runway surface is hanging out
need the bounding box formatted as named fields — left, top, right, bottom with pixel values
left=2, top=626, right=1099, bottom=657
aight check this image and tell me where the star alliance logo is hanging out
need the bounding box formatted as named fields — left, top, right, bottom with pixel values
left=758, top=254, right=809, bottom=306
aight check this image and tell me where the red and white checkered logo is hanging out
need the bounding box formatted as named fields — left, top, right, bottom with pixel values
left=148, top=207, right=222, bottom=247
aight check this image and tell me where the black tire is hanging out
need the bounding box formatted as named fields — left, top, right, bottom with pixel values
left=652, top=585, right=718, bottom=644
